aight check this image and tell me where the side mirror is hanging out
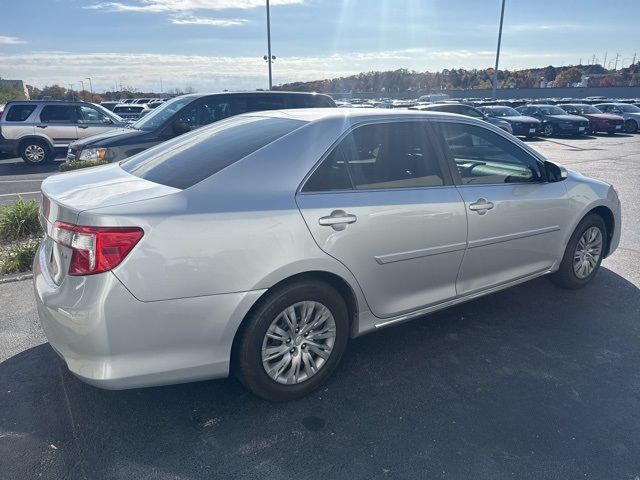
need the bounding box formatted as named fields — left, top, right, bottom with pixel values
left=545, top=161, right=568, bottom=182
left=172, top=120, right=191, bottom=135
left=103, top=117, right=113, bottom=124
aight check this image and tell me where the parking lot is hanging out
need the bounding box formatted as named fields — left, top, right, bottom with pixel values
left=1, top=133, right=639, bottom=479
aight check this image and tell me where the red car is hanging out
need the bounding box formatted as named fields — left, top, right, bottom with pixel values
left=559, top=104, right=625, bottom=135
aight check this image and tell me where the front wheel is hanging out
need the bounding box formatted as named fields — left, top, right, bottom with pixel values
left=234, top=280, right=349, bottom=401
left=550, top=214, right=606, bottom=289
left=543, top=123, right=555, bottom=137
left=624, top=119, right=638, bottom=134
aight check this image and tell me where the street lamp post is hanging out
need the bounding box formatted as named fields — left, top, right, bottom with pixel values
left=79, top=80, right=85, bottom=100
left=85, top=77, right=93, bottom=98
left=266, top=0, right=273, bottom=90
left=491, top=0, right=506, bottom=100
left=68, top=84, right=75, bottom=102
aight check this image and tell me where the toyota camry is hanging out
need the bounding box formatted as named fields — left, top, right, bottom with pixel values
left=34, top=109, right=621, bottom=401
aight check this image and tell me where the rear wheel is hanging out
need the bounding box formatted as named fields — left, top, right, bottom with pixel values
left=20, top=139, right=52, bottom=165
left=543, top=123, right=555, bottom=137
left=234, top=280, right=349, bottom=401
left=624, top=119, right=638, bottom=134
left=550, top=214, right=606, bottom=289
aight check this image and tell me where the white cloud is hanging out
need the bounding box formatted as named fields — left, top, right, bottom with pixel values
left=0, top=35, right=26, bottom=44
left=0, top=48, right=574, bottom=92
left=86, top=0, right=304, bottom=13
left=170, top=16, right=248, bottom=26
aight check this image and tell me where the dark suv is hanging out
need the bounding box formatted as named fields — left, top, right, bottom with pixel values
left=67, top=91, right=336, bottom=163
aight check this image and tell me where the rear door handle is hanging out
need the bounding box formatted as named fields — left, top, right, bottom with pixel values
left=78, top=125, right=89, bottom=129
left=319, top=210, right=357, bottom=231
left=469, top=198, right=494, bottom=215
left=36, top=125, right=47, bottom=129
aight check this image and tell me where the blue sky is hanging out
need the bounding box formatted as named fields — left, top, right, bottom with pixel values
left=1, top=0, right=638, bottom=92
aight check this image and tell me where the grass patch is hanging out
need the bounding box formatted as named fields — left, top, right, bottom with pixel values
left=0, top=199, right=42, bottom=240
left=59, top=160, right=108, bottom=172
left=0, top=239, right=40, bottom=274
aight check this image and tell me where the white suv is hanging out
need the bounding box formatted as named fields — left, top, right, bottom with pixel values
left=0, top=101, right=126, bottom=165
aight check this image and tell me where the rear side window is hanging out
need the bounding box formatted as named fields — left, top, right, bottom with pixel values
left=40, top=105, right=76, bottom=123
left=5, top=104, right=37, bottom=122
left=121, top=116, right=304, bottom=189
left=287, top=95, right=335, bottom=108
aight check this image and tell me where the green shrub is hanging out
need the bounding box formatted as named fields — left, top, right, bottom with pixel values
left=0, top=239, right=40, bottom=274
left=0, top=199, right=42, bottom=240
left=59, top=160, right=108, bottom=172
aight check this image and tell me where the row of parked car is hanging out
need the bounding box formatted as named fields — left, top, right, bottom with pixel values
left=1, top=91, right=639, bottom=165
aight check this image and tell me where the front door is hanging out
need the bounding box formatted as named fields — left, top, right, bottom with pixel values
left=75, top=104, right=116, bottom=139
left=296, top=121, right=467, bottom=318
left=433, top=121, right=573, bottom=295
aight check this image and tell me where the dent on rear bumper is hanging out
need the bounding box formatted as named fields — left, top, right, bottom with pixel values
left=33, top=243, right=265, bottom=389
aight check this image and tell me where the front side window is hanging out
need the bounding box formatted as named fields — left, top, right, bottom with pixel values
left=77, top=105, right=110, bottom=124
left=40, top=105, right=76, bottom=123
left=5, top=104, right=36, bottom=122
left=303, top=122, right=445, bottom=192
left=460, top=106, right=484, bottom=119
left=175, top=100, right=229, bottom=130
left=438, top=122, right=542, bottom=185
left=130, top=96, right=195, bottom=131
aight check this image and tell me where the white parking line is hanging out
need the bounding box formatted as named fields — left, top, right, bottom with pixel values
left=0, top=191, right=40, bottom=197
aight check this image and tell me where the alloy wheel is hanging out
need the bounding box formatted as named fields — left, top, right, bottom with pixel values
left=261, top=301, right=337, bottom=385
left=573, top=226, right=603, bottom=279
left=24, top=144, right=46, bottom=163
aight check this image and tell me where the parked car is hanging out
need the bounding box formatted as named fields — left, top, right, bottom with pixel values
left=66, top=91, right=336, bottom=163
left=411, top=103, right=513, bottom=134
left=100, top=101, right=120, bottom=112
left=478, top=106, right=541, bottom=137
left=35, top=109, right=621, bottom=401
left=112, top=104, right=151, bottom=120
left=515, top=105, right=589, bottom=137
left=132, top=98, right=153, bottom=105
left=594, top=103, right=640, bottom=133
left=0, top=101, right=127, bottom=164
left=558, top=104, right=624, bottom=135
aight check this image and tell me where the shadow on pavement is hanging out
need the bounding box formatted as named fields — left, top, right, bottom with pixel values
left=1, top=268, right=639, bottom=479
left=0, top=156, right=62, bottom=177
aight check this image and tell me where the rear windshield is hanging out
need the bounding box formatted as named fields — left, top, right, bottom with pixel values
left=120, top=115, right=304, bottom=189
left=5, top=104, right=37, bottom=122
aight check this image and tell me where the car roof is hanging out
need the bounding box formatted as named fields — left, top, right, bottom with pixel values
left=244, top=107, right=490, bottom=125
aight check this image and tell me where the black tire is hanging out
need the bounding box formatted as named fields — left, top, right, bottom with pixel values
left=624, top=119, right=638, bottom=134
left=234, top=280, right=349, bottom=401
left=19, top=139, right=53, bottom=165
left=550, top=214, right=607, bottom=289
left=543, top=123, right=555, bottom=137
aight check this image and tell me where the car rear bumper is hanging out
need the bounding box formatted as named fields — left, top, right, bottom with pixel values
left=33, top=240, right=265, bottom=389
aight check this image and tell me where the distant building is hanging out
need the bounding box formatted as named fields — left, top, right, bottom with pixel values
left=0, top=79, right=29, bottom=99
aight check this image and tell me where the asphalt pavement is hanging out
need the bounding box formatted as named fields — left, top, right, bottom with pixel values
left=0, top=134, right=639, bottom=480
left=0, top=153, right=62, bottom=206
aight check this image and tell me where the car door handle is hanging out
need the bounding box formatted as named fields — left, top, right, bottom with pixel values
left=319, top=210, right=357, bottom=231
left=78, top=125, right=89, bottom=129
left=469, top=198, right=494, bottom=215
left=36, top=125, right=47, bottom=129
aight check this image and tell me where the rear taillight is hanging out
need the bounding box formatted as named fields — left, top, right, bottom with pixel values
left=52, top=221, right=143, bottom=276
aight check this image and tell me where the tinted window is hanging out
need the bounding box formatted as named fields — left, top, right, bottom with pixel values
left=175, top=100, right=229, bottom=130
left=302, top=147, right=352, bottom=192
left=287, top=95, right=335, bottom=108
left=460, top=106, right=484, bottom=119
left=40, top=105, right=76, bottom=123
left=131, top=96, right=195, bottom=131
left=5, top=104, right=37, bottom=122
left=121, top=116, right=304, bottom=189
left=305, top=122, right=444, bottom=191
left=77, top=105, right=110, bottom=123
left=438, top=122, right=542, bottom=185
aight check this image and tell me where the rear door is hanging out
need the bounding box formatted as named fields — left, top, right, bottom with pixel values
left=296, top=120, right=467, bottom=318
left=433, top=121, right=572, bottom=295
left=38, top=104, right=78, bottom=147
left=76, top=104, right=116, bottom=139
left=1, top=103, right=37, bottom=141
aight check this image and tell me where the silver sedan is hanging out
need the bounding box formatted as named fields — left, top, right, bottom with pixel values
left=34, top=109, right=621, bottom=401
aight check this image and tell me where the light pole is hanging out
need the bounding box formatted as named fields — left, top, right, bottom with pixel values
left=85, top=77, right=93, bottom=98
left=265, top=0, right=273, bottom=90
left=491, top=0, right=506, bottom=100
left=68, top=83, right=75, bottom=101
left=79, top=80, right=85, bottom=100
